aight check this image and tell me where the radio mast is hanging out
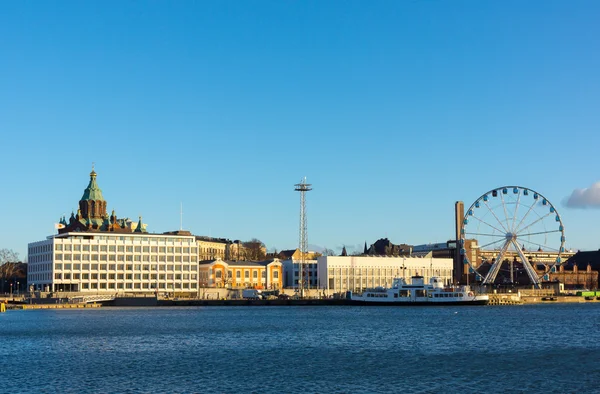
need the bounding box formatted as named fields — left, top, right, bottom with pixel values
left=294, top=177, right=312, bottom=298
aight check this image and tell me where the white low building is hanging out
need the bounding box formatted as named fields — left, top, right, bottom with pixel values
left=281, top=259, right=318, bottom=288
left=317, top=255, right=453, bottom=293
left=28, top=232, right=199, bottom=294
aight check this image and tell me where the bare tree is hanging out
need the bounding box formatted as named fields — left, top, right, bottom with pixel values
left=243, top=239, right=266, bottom=261
left=0, top=249, right=20, bottom=293
left=322, top=248, right=336, bottom=256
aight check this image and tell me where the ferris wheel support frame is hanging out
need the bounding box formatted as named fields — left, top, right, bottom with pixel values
left=462, top=186, right=565, bottom=290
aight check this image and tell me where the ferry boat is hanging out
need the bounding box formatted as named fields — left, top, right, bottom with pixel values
left=347, top=275, right=489, bottom=305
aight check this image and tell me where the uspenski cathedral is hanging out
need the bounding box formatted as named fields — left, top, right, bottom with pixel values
left=57, top=167, right=146, bottom=234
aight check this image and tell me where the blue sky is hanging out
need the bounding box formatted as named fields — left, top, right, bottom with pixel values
left=1, top=1, right=599, bottom=260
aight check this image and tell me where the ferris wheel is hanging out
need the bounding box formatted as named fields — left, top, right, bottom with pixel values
left=460, top=186, right=565, bottom=288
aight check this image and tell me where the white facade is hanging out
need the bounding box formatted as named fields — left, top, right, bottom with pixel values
left=317, top=256, right=453, bottom=293
left=28, top=232, right=199, bottom=294
left=282, top=259, right=318, bottom=288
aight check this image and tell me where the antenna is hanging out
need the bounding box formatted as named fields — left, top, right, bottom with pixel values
left=180, top=202, right=183, bottom=230
left=294, top=177, right=312, bottom=298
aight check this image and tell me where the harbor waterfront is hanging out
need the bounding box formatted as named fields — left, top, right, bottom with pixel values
left=1, top=305, right=600, bottom=393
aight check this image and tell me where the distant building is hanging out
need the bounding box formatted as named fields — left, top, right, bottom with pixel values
left=27, top=168, right=269, bottom=295
left=282, top=259, right=319, bottom=289
left=28, top=169, right=201, bottom=293
left=57, top=168, right=147, bottom=234
left=365, top=238, right=413, bottom=256
left=317, top=255, right=453, bottom=293
left=28, top=231, right=199, bottom=293
left=278, top=249, right=321, bottom=289
left=195, top=236, right=229, bottom=261
left=198, top=258, right=283, bottom=289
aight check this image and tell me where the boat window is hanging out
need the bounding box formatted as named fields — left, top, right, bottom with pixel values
left=459, top=293, right=464, bottom=297
left=394, top=293, right=398, bottom=298
left=400, top=290, right=410, bottom=297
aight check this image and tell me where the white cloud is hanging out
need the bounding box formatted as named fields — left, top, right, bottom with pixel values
left=564, top=182, right=600, bottom=208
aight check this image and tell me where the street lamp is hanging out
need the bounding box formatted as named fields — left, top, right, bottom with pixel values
left=10, top=283, right=13, bottom=298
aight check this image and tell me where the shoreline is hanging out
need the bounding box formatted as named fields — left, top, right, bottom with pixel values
left=4, top=295, right=600, bottom=309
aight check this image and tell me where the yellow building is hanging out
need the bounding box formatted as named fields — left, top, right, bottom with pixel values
left=278, top=248, right=322, bottom=260
left=198, top=258, right=283, bottom=290
left=196, top=237, right=229, bottom=260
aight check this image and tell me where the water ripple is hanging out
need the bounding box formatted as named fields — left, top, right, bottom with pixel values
left=1, top=305, right=599, bottom=393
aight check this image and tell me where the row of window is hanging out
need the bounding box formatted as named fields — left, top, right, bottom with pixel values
left=69, top=236, right=194, bottom=244
left=28, top=273, right=51, bottom=282
left=213, top=270, right=279, bottom=279
left=29, top=254, right=52, bottom=263
left=29, top=244, right=52, bottom=255
left=29, top=263, right=52, bottom=273
left=55, top=244, right=198, bottom=254
left=55, top=273, right=198, bottom=280
left=55, top=254, right=194, bottom=262
left=78, top=282, right=198, bottom=290
left=432, top=293, right=464, bottom=298
left=55, top=263, right=197, bottom=272
left=293, top=271, right=315, bottom=277
left=328, top=268, right=452, bottom=276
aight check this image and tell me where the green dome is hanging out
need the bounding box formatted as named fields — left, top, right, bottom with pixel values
left=81, top=170, right=105, bottom=201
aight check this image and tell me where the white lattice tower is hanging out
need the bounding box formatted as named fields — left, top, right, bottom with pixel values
left=294, top=177, right=312, bottom=298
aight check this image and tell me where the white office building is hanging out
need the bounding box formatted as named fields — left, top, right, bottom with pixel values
left=28, top=232, right=199, bottom=294
left=317, top=255, right=453, bottom=293
left=27, top=168, right=200, bottom=295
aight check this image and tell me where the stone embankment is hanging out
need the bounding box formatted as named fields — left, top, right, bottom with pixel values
left=9, top=303, right=102, bottom=310
left=488, top=294, right=523, bottom=305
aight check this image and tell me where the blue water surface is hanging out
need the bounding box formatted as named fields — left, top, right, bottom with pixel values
left=1, top=304, right=599, bottom=393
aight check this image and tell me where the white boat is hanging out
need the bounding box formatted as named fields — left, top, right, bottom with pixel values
left=347, top=275, right=489, bottom=305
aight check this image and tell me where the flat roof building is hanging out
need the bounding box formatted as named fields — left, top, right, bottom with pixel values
left=28, top=232, right=199, bottom=294
left=317, top=255, right=453, bottom=293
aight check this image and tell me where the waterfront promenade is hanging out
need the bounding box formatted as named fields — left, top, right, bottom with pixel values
left=4, top=292, right=600, bottom=309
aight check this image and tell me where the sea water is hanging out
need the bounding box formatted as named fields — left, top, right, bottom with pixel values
left=1, top=304, right=599, bottom=393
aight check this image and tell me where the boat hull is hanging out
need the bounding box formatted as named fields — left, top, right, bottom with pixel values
left=347, top=299, right=489, bottom=306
